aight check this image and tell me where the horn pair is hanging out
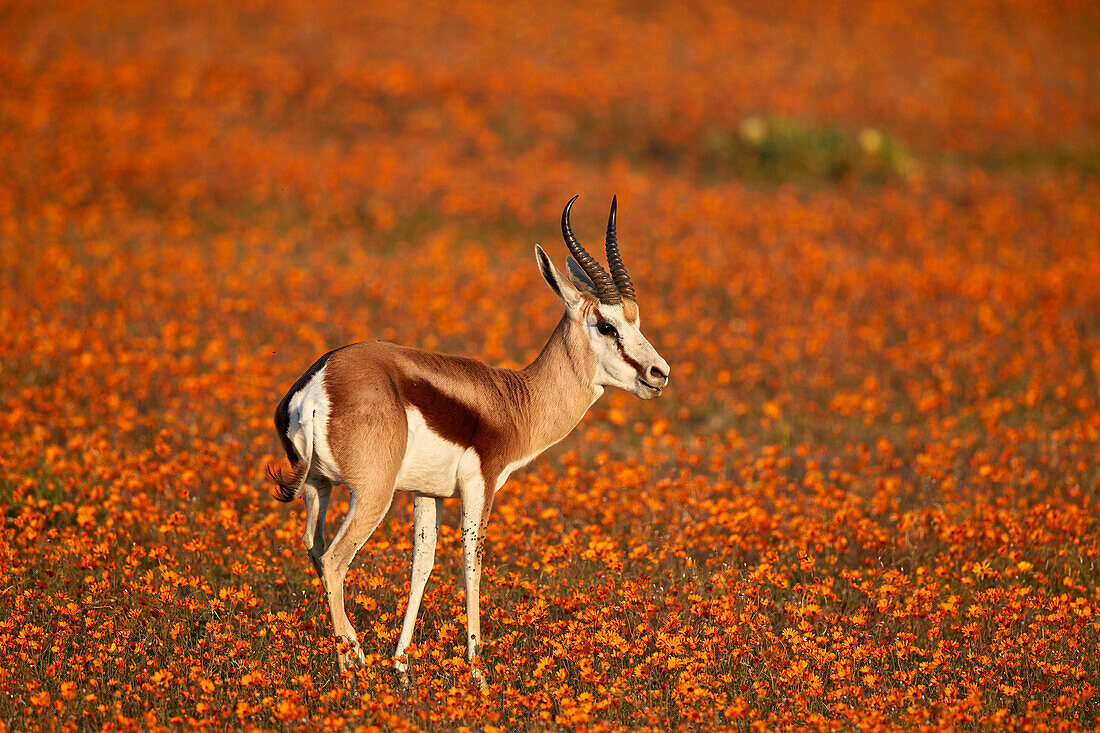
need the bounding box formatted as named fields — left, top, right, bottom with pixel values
left=561, top=195, right=636, bottom=305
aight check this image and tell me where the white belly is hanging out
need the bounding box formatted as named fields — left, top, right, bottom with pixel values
left=394, top=407, right=474, bottom=498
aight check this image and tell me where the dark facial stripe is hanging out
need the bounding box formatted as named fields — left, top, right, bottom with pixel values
left=593, top=311, right=644, bottom=373
left=616, top=339, right=644, bottom=372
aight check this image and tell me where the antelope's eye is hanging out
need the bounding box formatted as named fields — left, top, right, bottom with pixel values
left=596, top=322, right=618, bottom=338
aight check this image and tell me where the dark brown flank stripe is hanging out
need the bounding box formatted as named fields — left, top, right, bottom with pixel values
left=401, top=378, right=481, bottom=449
left=313, top=310, right=600, bottom=506
left=398, top=361, right=528, bottom=501
left=322, top=343, right=528, bottom=502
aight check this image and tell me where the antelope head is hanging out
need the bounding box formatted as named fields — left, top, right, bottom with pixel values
left=535, top=196, right=670, bottom=399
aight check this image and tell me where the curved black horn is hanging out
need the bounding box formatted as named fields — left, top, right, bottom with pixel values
left=561, top=195, right=621, bottom=305
left=604, top=196, right=635, bottom=301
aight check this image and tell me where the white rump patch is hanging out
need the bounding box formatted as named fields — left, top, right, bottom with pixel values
left=286, top=364, right=342, bottom=483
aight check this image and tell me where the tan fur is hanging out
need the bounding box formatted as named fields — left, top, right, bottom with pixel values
left=272, top=225, right=668, bottom=686
left=323, top=312, right=598, bottom=500
left=621, top=298, right=639, bottom=324
left=291, top=312, right=604, bottom=679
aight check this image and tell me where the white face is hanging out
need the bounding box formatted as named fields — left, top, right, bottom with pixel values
left=535, top=245, right=670, bottom=399
left=584, top=302, right=669, bottom=399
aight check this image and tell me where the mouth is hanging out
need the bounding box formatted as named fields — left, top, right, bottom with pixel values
left=638, top=378, right=663, bottom=396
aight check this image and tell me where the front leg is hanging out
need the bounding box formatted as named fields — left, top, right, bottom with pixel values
left=460, top=479, right=494, bottom=691
left=393, top=493, right=441, bottom=685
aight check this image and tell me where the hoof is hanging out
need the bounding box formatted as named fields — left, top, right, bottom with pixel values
left=393, top=656, right=412, bottom=688
left=337, top=642, right=366, bottom=674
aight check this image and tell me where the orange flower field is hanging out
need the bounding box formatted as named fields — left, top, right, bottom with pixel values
left=2, top=0, right=1099, bottom=730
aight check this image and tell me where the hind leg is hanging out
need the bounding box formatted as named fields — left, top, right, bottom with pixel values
left=301, top=477, right=332, bottom=580
left=321, top=468, right=400, bottom=672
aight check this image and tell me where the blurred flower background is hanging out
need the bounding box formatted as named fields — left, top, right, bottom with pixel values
left=1, top=0, right=1098, bottom=729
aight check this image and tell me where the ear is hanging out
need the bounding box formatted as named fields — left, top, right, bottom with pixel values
left=566, top=256, right=599, bottom=297
left=535, top=245, right=585, bottom=310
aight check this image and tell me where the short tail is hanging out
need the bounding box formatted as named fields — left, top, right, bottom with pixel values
left=267, top=461, right=309, bottom=503
left=268, top=420, right=315, bottom=503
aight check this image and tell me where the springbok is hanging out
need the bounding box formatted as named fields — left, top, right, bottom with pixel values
left=269, top=196, right=669, bottom=686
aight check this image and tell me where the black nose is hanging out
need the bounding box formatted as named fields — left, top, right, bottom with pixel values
left=647, top=365, right=668, bottom=385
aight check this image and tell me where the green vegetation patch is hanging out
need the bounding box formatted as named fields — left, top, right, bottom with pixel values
left=702, top=116, right=920, bottom=185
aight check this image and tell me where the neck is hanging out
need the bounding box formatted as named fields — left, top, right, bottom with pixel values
left=521, top=312, right=602, bottom=453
